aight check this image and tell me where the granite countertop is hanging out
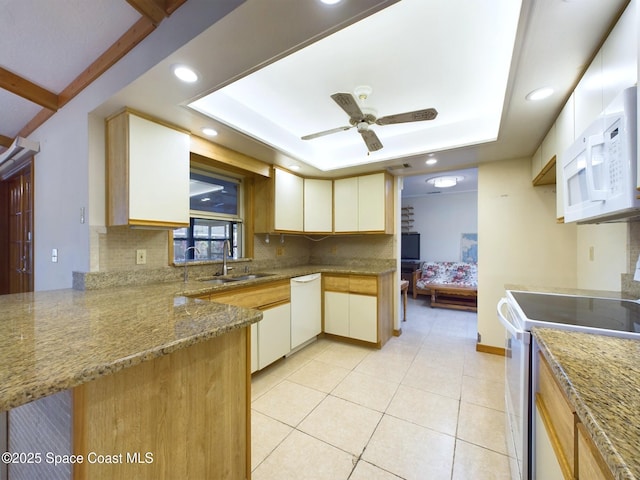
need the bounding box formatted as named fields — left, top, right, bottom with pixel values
left=533, top=328, right=640, bottom=480
left=0, top=284, right=261, bottom=412
left=0, top=264, right=395, bottom=412
left=177, top=264, right=396, bottom=297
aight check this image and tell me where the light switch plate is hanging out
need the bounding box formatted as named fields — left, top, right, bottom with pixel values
left=136, top=249, right=147, bottom=265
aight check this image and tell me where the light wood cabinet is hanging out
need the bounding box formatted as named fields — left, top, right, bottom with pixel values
left=322, top=273, right=392, bottom=347
left=106, top=109, right=190, bottom=228
left=536, top=352, right=575, bottom=480
left=577, top=422, right=615, bottom=480
left=255, top=168, right=393, bottom=235
left=333, top=176, right=359, bottom=232
left=258, top=303, right=291, bottom=370
left=334, top=172, right=393, bottom=233
left=555, top=94, right=575, bottom=221
left=324, top=291, right=376, bottom=342
left=74, top=328, right=249, bottom=480
left=574, top=52, right=604, bottom=137
left=304, top=178, right=333, bottom=233
left=601, top=2, right=637, bottom=113
left=209, top=279, right=291, bottom=372
left=537, top=352, right=616, bottom=480
left=532, top=124, right=557, bottom=186
left=274, top=167, right=304, bottom=231
left=324, top=291, right=350, bottom=338
left=535, top=401, right=566, bottom=480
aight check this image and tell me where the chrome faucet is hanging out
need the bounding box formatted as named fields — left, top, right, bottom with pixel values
left=183, top=246, right=199, bottom=282
left=222, top=240, right=233, bottom=276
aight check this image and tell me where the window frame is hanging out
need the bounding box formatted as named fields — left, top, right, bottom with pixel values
left=173, top=167, right=245, bottom=263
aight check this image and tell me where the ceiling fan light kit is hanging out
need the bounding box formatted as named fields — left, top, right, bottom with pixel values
left=301, top=88, right=437, bottom=153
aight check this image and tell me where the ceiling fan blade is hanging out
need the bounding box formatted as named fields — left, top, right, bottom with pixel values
left=360, top=129, right=383, bottom=152
left=376, top=108, right=438, bottom=125
left=301, top=125, right=352, bottom=140
left=331, top=93, right=365, bottom=121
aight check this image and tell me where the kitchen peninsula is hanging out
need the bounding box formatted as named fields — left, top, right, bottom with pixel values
left=1, top=263, right=395, bottom=479
left=0, top=283, right=261, bottom=480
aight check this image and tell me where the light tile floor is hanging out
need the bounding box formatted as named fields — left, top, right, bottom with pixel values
left=250, top=297, right=510, bottom=480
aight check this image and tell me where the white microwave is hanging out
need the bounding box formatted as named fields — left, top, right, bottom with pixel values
left=563, top=86, right=639, bottom=224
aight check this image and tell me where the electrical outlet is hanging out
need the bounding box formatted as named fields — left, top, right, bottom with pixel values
left=136, top=249, right=147, bottom=265
left=276, top=247, right=285, bottom=257
left=51, top=248, right=58, bottom=263
left=589, top=246, right=594, bottom=261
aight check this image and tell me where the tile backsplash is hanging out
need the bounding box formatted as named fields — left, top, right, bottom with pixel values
left=92, top=226, right=169, bottom=272
left=82, top=227, right=396, bottom=289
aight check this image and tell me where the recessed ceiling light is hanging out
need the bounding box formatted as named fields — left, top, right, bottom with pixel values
left=288, top=164, right=301, bottom=171
left=320, top=0, right=342, bottom=4
left=172, top=65, right=198, bottom=83
left=525, top=87, right=554, bottom=101
left=201, top=127, right=218, bottom=137
left=426, top=157, right=438, bottom=166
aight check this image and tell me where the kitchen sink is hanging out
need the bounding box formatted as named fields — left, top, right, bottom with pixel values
left=199, top=278, right=241, bottom=285
left=198, top=273, right=275, bottom=284
left=228, top=273, right=274, bottom=281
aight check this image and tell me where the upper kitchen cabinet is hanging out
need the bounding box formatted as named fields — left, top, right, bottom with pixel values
left=274, top=167, right=304, bottom=232
left=106, top=109, right=190, bottom=228
left=304, top=178, right=333, bottom=233
left=254, top=166, right=304, bottom=233
left=334, top=172, right=393, bottom=234
left=555, top=94, right=575, bottom=221
left=601, top=1, right=637, bottom=112
left=574, top=52, right=604, bottom=137
left=531, top=124, right=557, bottom=186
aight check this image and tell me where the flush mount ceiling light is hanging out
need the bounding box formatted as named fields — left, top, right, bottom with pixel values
left=172, top=65, right=198, bottom=83
left=201, top=127, right=218, bottom=137
left=427, top=175, right=463, bottom=188
left=426, top=156, right=438, bottom=166
left=525, top=87, right=554, bottom=101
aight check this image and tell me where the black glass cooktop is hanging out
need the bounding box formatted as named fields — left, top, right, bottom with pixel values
left=510, top=291, right=640, bottom=334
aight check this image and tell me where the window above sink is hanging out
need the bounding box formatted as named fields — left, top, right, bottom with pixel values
left=173, top=168, right=245, bottom=263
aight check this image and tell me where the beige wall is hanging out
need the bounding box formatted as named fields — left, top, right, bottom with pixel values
left=576, top=224, right=628, bottom=290
left=478, top=157, right=578, bottom=348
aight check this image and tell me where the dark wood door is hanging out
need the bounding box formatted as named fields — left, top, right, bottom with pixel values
left=2, top=164, right=33, bottom=294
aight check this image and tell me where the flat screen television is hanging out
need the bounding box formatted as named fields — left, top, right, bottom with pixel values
left=401, top=233, right=420, bottom=260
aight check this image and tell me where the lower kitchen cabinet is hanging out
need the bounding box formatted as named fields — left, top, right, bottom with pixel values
left=207, top=279, right=292, bottom=373
left=257, top=303, right=291, bottom=370
left=324, top=291, right=350, bottom=338
left=577, top=423, right=615, bottom=480
left=536, top=352, right=615, bottom=480
left=323, top=273, right=392, bottom=347
left=536, top=352, right=575, bottom=480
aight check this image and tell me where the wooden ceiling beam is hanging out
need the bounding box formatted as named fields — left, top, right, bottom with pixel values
left=126, top=0, right=168, bottom=26
left=58, top=16, right=155, bottom=108
left=0, top=135, right=13, bottom=148
left=19, top=16, right=156, bottom=138
left=8, top=1, right=188, bottom=140
left=0, top=67, right=59, bottom=111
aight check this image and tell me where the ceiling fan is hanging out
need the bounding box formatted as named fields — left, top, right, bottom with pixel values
left=301, top=88, right=438, bottom=152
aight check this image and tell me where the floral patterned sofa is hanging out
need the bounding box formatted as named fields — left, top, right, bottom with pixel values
left=412, top=261, right=478, bottom=312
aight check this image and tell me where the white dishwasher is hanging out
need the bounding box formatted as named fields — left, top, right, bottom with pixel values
left=290, top=273, right=321, bottom=350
